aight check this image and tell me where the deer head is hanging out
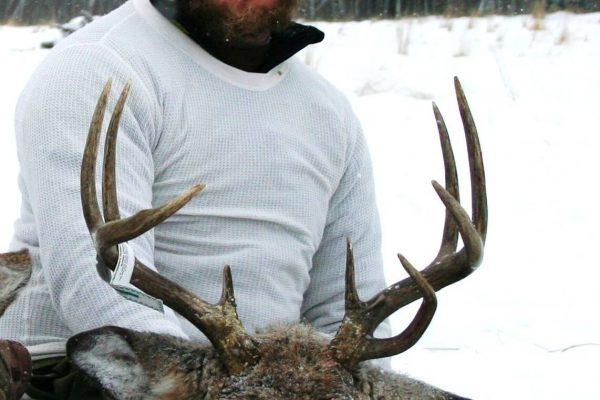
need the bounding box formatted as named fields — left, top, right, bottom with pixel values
left=1, top=77, right=486, bottom=400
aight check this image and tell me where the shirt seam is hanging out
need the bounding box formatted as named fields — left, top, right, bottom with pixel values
left=50, top=40, right=162, bottom=150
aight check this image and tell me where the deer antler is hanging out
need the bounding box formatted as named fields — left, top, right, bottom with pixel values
left=329, top=77, right=487, bottom=369
left=81, top=79, right=259, bottom=375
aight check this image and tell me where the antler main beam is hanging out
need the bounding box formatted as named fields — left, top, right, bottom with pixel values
left=366, top=78, right=487, bottom=327
left=329, top=77, right=487, bottom=369
left=81, top=80, right=259, bottom=375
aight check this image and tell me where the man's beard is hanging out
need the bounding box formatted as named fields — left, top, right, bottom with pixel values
left=176, top=0, right=299, bottom=45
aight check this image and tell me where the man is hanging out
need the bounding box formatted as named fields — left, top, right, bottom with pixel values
left=0, top=0, right=389, bottom=397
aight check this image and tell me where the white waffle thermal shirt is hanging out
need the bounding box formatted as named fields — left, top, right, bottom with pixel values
left=0, top=0, right=390, bottom=355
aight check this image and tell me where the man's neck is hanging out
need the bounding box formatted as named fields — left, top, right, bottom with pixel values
left=181, top=24, right=272, bottom=73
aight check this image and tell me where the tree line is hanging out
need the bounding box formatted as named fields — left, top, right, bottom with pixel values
left=300, top=0, right=598, bottom=18
left=1, top=0, right=599, bottom=24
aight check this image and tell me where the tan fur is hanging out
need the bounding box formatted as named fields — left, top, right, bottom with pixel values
left=67, top=325, right=467, bottom=399
left=0, top=252, right=33, bottom=400
left=0, top=249, right=31, bottom=316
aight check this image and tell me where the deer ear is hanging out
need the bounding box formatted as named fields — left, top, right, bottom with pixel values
left=67, top=326, right=201, bottom=399
left=67, top=326, right=154, bottom=398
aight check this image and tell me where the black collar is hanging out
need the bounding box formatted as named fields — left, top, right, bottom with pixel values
left=150, top=0, right=324, bottom=73
left=258, top=22, right=324, bottom=72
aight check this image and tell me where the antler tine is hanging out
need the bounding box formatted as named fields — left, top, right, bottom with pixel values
left=431, top=180, right=483, bottom=266
left=455, top=77, right=487, bottom=241
left=364, top=254, right=436, bottom=361
left=329, top=78, right=487, bottom=367
left=330, top=241, right=437, bottom=369
left=432, top=102, right=460, bottom=261
left=343, top=238, right=361, bottom=309
left=101, top=80, right=131, bottom=222
left=82, top=80, right=258, bottom=375
left=94, top=184, right=204, bottom=250
left=93, top=81, right=205, bottom=249
left=81, top=79, right=112, bottom=233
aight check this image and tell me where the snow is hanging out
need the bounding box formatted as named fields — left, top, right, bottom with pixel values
left=1, top=11, right=599, bottom=399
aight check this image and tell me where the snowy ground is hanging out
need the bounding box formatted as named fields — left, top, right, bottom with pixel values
left=1, top=11, right=599, bottom=399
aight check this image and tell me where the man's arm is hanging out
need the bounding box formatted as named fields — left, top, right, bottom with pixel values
left=301, top=105, right=391, bottom=341
left=14, top=44, right=187, bottom=338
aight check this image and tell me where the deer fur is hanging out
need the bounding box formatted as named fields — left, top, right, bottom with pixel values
left=0, top=250, right=31, bottom=316
left=67, top=324, right=467, bottom=400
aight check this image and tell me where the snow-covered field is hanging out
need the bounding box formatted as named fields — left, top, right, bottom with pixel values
left=1, top=11, right=599, bottom=399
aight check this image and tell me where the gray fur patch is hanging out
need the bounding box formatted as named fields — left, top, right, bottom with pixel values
left=0, top=250, right=32, bottom=315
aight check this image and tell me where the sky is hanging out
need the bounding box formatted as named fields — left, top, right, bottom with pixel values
left=1, top=11, right=599, bottom=399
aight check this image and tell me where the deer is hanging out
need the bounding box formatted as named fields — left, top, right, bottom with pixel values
left=0, top=77, right=486, bottom=400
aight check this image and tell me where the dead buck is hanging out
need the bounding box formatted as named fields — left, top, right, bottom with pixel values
left=1, top=77, right=486, bottom=400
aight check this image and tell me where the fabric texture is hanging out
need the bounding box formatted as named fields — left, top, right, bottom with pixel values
left=0, top=0, right=390, bottom=360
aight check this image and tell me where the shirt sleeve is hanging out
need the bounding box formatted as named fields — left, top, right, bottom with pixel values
left=300, top=102, right=392, bottom=343
left=14, top=43, right=188, bottom=338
